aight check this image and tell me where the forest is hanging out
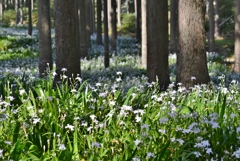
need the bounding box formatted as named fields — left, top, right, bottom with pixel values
left=0, top=0, right=240, bottom=160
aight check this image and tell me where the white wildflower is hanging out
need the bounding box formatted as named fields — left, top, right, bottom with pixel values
left=65, top=124, right=74, bottom=131
left=58, top=144, right=66, bottom=151
left=92, top=142, right=101, bottom=148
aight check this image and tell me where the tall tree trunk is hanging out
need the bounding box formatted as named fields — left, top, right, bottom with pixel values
left=28, top=0, right=32, bottom=35
left=0, top=0, right=3, bottom=22
left=169, top=0, right=179, bottom=53
left=54, top=0, right=80, bottom=83
left=96, top=0, right=102, bottom=45
left=38, top=0, right=52, bottom=77
left=134, top=0, right=141, bottom=42
left=79, top=0, right=88, bottom=58
left=177, top=0, right=210, bottom=88
left=19, top=0, right=23, bottom=24
left=214, top=0, right=220, bottom=38
left=126, top=0, right=129, bottom=14
left=85, top=0, right=92, bottom=49
left=91, top=0, right=95, bottom=33
left=117, top=0, right=121, bottom=27
left=209, top=0, right=215, bottom=52
left=141, top=0, right=147, bottom=68
left=75, top=0, right=80, bottom=59
left=104, top=0, right=109, bottom=68
left=15, top=0, right=19, bottom=24
left=147, top=0, right=170, bottom=90
left=110, top=0, right=117, bottom=51
left=234, top=0, right=240, bottom=72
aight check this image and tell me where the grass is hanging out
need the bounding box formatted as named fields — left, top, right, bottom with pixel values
left=0, top=27, right=240, bottom=160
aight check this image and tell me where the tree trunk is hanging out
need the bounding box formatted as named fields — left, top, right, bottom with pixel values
left=79, top=0, right=88, bottom=58
left=134, top=0, right=141, bottom=42
left=147, top=0, right=170, bottom=90
left=177, top=0, right=210, bottom=88
left=85, top=0, right=92, bottom=49
left=28, top=0, right=32, bottom=35
left=141, top=0, right=147, bottom=68
left=234, top=0, right=240, bottom=72
left=209, top=0, right=215, bottom=52
left=117, top=0, right=121, bottom=27
left=38, top=0, right=52, bottom=77
left=0, top=0, right=3, bottom=22
left=104, top=0, right=109, bottom=68
left=96, top=0, right=102, bottom=45
left=110, top=0, right=117, bottom=51
left=126, top=0, right=130, bottom=14
left=15, top=0, right=19, bottom=24
left=54, top=0, right=80, bottom=83
left=19, top=0, right=23, bottom=24
left=169, top=0, right=179, bottom=53
left=214, top=0, right=220, bottom=38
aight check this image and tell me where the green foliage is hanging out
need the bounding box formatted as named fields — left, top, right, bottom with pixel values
left=118, top=13, right=135, bottom=35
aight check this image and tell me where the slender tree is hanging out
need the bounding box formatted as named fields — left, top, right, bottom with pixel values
left=234, top=0, right=240, bottom=72
left=54, top=0, right=80, bottom=83
left=209, top=0, right=215, bottom=52
left=28, top=0, right=32, bottom=35
left=85, top=0, right=91, bottom=49
left=96, top=0, right=102, bottom=45
left=134, top=0, right=141, bottom=42
left=104, top=0, right=109, bottom=68
left=214, top=0, right=220, bottom=38
left=15, top=0, right=19, bottom=24
left=0, top=0, right=3, bottom=22
left=169, top=0, right=179, bottom=53
left=141, top=0, right=147, bottom=68
left=79, top=0, right=88, bottom=58
left=110, top=0, right=117, bottom=51
left=38, top=0, right=52, bottom=77
left=117, top=0, right=121, bottom=27
left=177, top=0, right=210, bottom=88
left=146, top=0, right=170, bottom=89
left=19, top=0, right=23, bottom=24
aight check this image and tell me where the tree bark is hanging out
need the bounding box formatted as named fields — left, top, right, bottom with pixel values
left=54, top=0, right=80, bottom=82
left=79, top=0, right=88, bottom=58
left=117, top=0, right=121, bottom=27
left=234, top=0, right=240, bottom=72
left=28, top=0, right=32, bottom=35
left=15, top=0, right=19, bottom=24
left=85, top=0, right=92, bottom=49
left=0, top=0, right=3, bottom=22
left=134, top=0, right=141, bottom=42
left=104, top=0, right=109, bottom=68
left=214, top=0, right=220, bottom=38
left=177, top=0, right=210, bottom=88
left=141, top=0, right=147, bottom=68
left=209, top=0, right=215, bottom=52
left=110, top=0, right=117, bottom=51
left=169, top=0, right=179, bottom=53
left=38, top=0, right=52, bottom=77
left=96, top=0, right=102, bottom=45
left=147, top=0, right=170, bottom=90
left=19, top=0, right=23, bottom=24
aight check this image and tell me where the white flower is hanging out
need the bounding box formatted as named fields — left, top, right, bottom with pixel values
left=141, top=124, right=149, bottom=132
left=135, top=115, right=142, bottom=122
left=132, top=157, right=140, bottom=161
left=90, top=114, right=97, bottom=120
left=0, top=149, right=3, bottom=158
left=191, top=76, right=196, bottom=80
left=61, top=68, right=67, bottom=72
left=236, top=127, right=240, bottom=133
left=193, top=151, right=202, bottom=158
left=96, top=83, right=102, bottom=87
left=232, top=148, right=240, bottom=158
left=4, top=141, right=12, bottom=145
left=134, top=139, right=141, bottom=146
left=158, top=129, right=166, bottom=135
left=58, top=144, right=66, bottom=151
left=146, top=152, right=156, bottom=159
left=65, top=124, right=74, bottom=131
left=210, top=121, right=220, bottom=129
left=206, top=148, right=213, bottom=154
left=116, top=71, right=122, bottom=75
left=176, top=138, right=184, bottom=145
left=33, top=118, right=40, bottom=125
left=92, top=142, right=101, bottom=148
left=160, top=117, right=169, bottom=124
left=19, top=89, right=26, bottom=95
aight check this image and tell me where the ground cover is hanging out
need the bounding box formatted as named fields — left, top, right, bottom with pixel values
left=0, top=28, right=240, bottom=160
